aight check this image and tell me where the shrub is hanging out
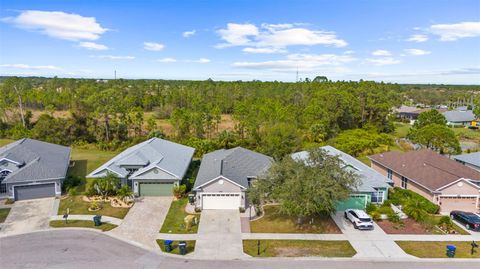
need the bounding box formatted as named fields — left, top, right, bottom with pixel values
left=438, top=215, right=453, bottom=230
left=388, top=212, right=401, bottom=223
left=116, top=185, right=133, bottom=203
left=378, top=205, right=395, bottom=215
left=62, top=175, right=82, bottom=192
left=67, top=187, right=78, bottom=196
left=85, top=174, right=121, bottom=198
left=389, top=187, right=439, bottom=214
left=382, top=200, right=391, bottom=207
left=239, top=207, right=246, bottom=213
left=370, top=211, right=381, bottom=221
left=4, top=198, right=14, bottom=205
left=403, top=199, right=427, bottom=222
left=365, top=203, right=377, bottom=214
left=173, top=184, right=187, bottom=198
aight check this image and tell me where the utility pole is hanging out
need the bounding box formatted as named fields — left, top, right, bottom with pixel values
left=296, top=66, right=299, bottom=82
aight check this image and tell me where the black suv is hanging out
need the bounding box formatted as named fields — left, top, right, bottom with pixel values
left=450, top=211, right=480, bottom=231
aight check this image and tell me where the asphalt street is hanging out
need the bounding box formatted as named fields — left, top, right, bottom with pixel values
left=0, top=230, right=478, bottom=269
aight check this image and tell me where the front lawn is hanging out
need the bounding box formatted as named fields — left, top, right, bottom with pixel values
left=0, top=208, right=11, bottom=223
left=396, top=241, right=480, bottom=258
left=49, top=220, right=117, bottom=232
left=250, top=205, right=341, bottom=234
left=160, top=198, right=200, bottom=234
left=156, top=240, right=196, bottom=255
left=243, top=240, right=356, bottom=257
left=58, top=195, right=130, bottom=219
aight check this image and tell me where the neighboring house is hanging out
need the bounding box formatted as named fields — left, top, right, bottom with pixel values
left=453, top=152, right=480, bottom=172
left=443, top=110, right=476, bottom=127
left=394, top=105, right=425, bottom=122
left=193, top=147, right=273, bottom=210
left=369, top=149, right=480, bottom=214
left=292, top=146, right=391, bottom=211
left=87, top=138, right=194, bottom=197
left=0, top=138, right=71, bottom=201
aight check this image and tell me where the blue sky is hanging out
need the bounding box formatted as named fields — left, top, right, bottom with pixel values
left=1, top=0, right=479, bottom=84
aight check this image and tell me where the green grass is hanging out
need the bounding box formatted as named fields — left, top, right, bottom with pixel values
left=157, top=240, right=196, bottom=255
left=0, top=208, right=11, bottom=223
left=396, top=241, right=480, bottom=258
left=160, top=198, right=200, bottom=234
left=69, top=147, right=119, bottom=177
left=428, top=216, right=470, bottom=235
left=250, top=205, right=341, bottom=234
left=243, top=240, right=356, bottom=257
left=393, top=122, right=411, bottom=139
left=58, top=195, right=130, bottom=219
left=49, top=220, right=117, bottom=232
left=0, top=139, right=14, bottom=147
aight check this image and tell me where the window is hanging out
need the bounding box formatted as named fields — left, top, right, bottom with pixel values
left=0, top=170, right=10, bottom=194
left=401, top=176, right=408, bottom=189
left=387, top=169, right=393, bottom=180
left=371, top=190, right=384, bottom=203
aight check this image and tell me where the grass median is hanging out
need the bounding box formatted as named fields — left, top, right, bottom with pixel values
left=243, top=240, right=356, bottom=257
left=49, top=220, right=117, bottom=232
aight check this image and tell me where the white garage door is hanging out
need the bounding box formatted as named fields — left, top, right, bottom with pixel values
left=202, top=193, right=241, bottom=210
left=440, top=196, right=478, bottom=213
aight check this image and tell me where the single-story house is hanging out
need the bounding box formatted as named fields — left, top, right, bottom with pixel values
left=0, top=138, right=71, bottom=201
left=87, top=138, right=195, bottom=197
left=292, top=146, right=391, bottom=211
left=443, top=110, right=476, bottom=127
left=369, top=149, right=480, bottom=214
left=453, top=152, right=480, bottom=172
left=193, top=147, right=273, bottom=210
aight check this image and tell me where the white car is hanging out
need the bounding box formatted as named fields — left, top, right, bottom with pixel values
left=344, top=209, right=374, bottom=230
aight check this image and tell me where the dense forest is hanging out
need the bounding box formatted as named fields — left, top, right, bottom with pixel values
left=1, top=76, right=479, bottom=159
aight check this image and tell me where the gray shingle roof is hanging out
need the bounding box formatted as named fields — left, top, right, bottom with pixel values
left=193, top=147, right=273, bottom=189
left=0, top=138, right=71, bottom=183
left=87, top=138, right=195, bottom=180
left=443, top=110, right=475, bottom=123
left=453, top=152, right=480, bottom=168
left=291, top=146, right=391, bottom=192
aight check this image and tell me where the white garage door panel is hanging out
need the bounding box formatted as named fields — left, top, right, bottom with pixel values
left=202, top=193, right=241, bottom=209
left=440, top=196, right=478, bottom=213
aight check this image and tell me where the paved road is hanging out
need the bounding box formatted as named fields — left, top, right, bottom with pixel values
left=0, top=230, right=478, bottom=269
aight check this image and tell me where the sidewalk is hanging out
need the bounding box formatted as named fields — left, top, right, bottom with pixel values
left=50, top=214, right=123, bottom=226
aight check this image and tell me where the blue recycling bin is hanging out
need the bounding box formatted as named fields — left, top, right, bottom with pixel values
left=446, top=245, right=456, bottom=258
left=164, top=240, right=173, bottom=252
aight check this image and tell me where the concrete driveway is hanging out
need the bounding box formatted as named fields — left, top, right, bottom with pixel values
left=110, top=196, right=172, bottom=249
left=0, top=197, right=55, bottom=235
left=193, top=210, right=245, bottom=260
left=332, top=212, right=410, bottom=258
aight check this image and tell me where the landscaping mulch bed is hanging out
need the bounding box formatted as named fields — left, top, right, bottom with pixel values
left=377, top=218, right=433, bottom=234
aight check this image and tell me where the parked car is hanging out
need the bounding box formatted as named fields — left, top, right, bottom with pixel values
left=344, top=209, right=374, bottom=230
left=450, top=211, right=480, bottom=231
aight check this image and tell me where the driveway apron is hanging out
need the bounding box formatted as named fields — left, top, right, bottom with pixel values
left=109, top=196, right=172, bottom=250
left=193, top=210, right=245, bottom=259
left=0, top=197, right=55, bottom=235
left=332, top=212, right=411, bottom=258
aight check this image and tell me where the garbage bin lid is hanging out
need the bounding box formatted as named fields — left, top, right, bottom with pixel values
left=179, top=242, right=186, bottom=246
left=446, top=245, right=456, bottom=251
left=164, top=240, right=173, bottom=244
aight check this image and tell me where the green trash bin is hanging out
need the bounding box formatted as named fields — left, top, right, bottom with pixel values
left=93, top=215, right=102, bottom=226
left=446, top=245, right=456, bottom=258
left=164, top=240, right=173, bottom=252
left=179, top=241, right=187, bottom=255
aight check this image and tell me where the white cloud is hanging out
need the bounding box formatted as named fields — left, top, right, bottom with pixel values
left=404, top=49, right=431, bottom=56
left=78, top=41, right=108, bottom=50
left=407, top=34, right=428, bottom=42
left=233, top=53, right=356, bottom=71
left=2, top=10, right=107, bottom=41
left=216, top=23, right=347, bottom=53
left=364, top=57, right=401, bottom=66
left=0, top=63, right=61, bottom=70
left=216, top=23, right=259, bottom=47
left=183, top=30, right=196, bottom=37
left=242, top=47, right=286, bottom=54
left=343, top=50, right=355, bottom=55
left=194, top=58, right=211, bottom=63
left=90, top=55, right=135, bottom=60
left=157, top=57, right=177, bottom=63
left=429, top=21, right=480, bottom=41
left=143, top=42, right=165, bottom=51
left=371, top=50, right=391, bottom=56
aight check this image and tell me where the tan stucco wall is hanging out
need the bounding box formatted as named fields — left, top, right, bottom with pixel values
left=440, top=180, right=480, bottom=195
